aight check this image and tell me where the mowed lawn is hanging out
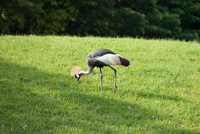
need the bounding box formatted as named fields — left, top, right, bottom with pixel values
left=0, top=36, right=200, bottom=133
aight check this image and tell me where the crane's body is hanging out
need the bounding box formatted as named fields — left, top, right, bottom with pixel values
left=71, top=49, right=130, bottom=93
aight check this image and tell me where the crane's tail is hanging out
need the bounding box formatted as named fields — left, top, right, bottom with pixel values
left=70, top=66, right=82, bottom=76
left=116, top=55, right=130, bottom=67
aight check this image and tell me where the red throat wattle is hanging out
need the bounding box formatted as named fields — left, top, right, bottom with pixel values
left=81, top=74, right=84, bottom=77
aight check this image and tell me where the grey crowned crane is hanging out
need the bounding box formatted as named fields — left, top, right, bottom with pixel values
left=71, top=49, right=130, bottom=93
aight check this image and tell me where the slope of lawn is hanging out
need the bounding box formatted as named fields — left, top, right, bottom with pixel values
left=0, top=36, right=200, bottom=133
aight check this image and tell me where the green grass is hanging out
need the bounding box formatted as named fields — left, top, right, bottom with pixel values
left=0, top=36, right=200, bottom=133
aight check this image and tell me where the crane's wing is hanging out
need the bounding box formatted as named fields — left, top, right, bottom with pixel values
left=87, top=49, right=130, bottom=67
left=87, top=49, right=116, bottom=57
left=86, top=49, right=115, bottom=67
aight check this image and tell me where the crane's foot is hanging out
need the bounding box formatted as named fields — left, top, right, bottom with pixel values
left=100, top=73, right=103, bottom=92
left=113, top=86, right=117, bottom=93
left=100, top=83, right=103, bottom=92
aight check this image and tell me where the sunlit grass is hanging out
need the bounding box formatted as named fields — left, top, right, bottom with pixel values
left=0, top=35, right=200, bottom=133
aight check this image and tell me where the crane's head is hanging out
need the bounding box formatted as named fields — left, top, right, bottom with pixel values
left=75, top=73, right=83, bottom=82
left=71, top=66, right=83, bottom=82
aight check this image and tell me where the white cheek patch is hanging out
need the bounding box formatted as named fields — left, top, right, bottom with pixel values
left=76, top=74, right=80, bottom=78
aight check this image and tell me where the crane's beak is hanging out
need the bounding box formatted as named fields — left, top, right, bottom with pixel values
left=77, top=77, right=80, bottom=82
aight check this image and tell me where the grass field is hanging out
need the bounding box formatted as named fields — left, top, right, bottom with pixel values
left=0, top=36, right=200, bottom=133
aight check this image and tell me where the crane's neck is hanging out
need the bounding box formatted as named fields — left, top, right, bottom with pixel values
left=78, top=65, right=93, bottom=75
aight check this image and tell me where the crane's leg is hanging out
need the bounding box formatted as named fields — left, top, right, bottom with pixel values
left=108, top=66, right=117, bottom=93
left=100, top=67, right=103, bottom=92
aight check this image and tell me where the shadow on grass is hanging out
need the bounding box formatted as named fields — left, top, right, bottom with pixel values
left=0, top=57, right=198, bottom=133
left=137, top=91, right=188, bottom=102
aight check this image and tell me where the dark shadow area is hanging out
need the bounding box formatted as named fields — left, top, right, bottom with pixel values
left=0, top=57, right=199, bottom=133
left=137, top=91, right=189, bottom=103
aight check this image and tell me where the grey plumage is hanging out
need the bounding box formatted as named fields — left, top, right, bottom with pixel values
left=75, top=49, right=130, bottom=93
left=87, top=49, right=116, bottom=67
